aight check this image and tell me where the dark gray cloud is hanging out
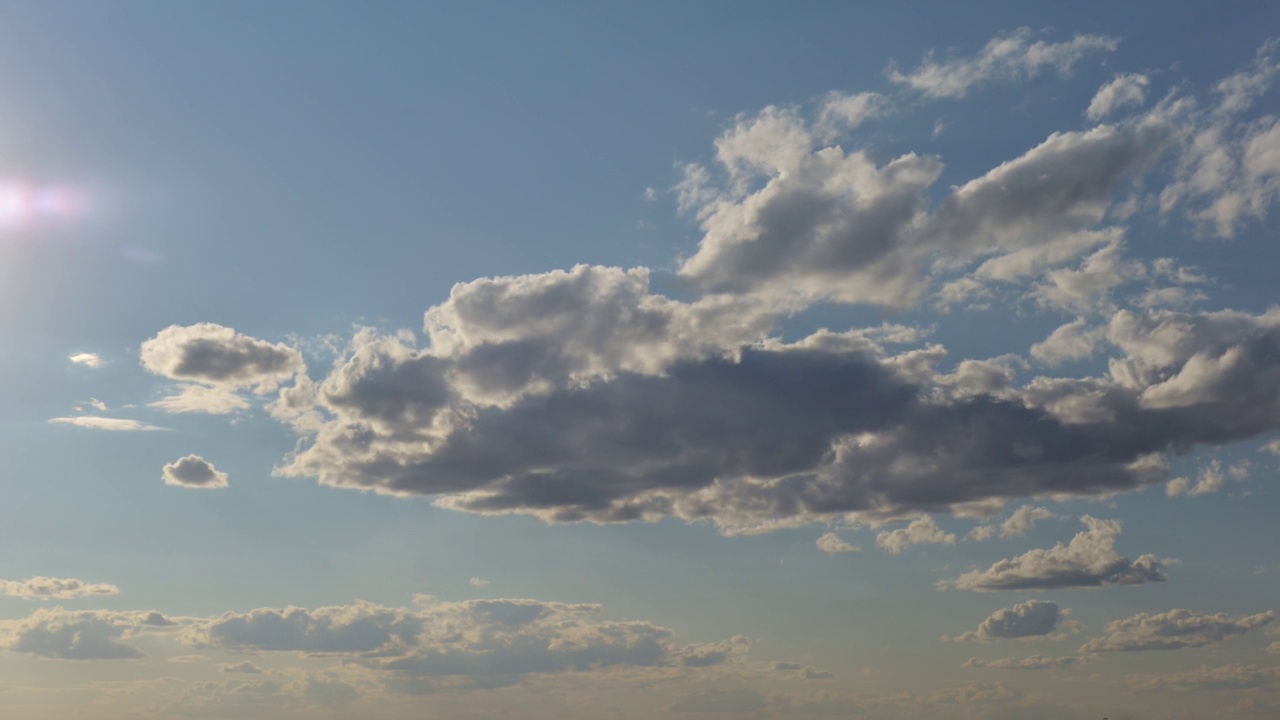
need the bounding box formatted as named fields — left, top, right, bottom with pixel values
left=1080, top=609, right=1274, bottom=653
left=162, top=455, right=229, bottom=490
left=950, top=601, right=1074, bottom=642
left=945, top=517, right=1169, bottom=591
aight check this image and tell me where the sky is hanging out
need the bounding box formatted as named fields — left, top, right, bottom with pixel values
left=1, top=2, right=1280, bottom=718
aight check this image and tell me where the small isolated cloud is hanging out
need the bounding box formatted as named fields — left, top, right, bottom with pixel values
left=222, top=661, right=263, bottom=674
left=1080, top=609, right=1274, bottom=653
left=48, top=417, right=164, bottom=432
left=876, top=516, right=956, bottom=554
left=468, top=577, right=490, bottom=588
left=1087, top=73, right=1151, bottom=120
left=68, top=352, right=104, bottom=368
left=141, top=323, right=305, bottom=415
left=162, top=455, right=229, bottom=490
left=963, top=654, right=1081, bottom=670
left=816, top=532, right=860, bottom=554
left=949, top=600, right=1076, bottom=642
left=887, top=28, right=1118, bottom=99
left=945, top=516, right=1169, bottom=591
left=968, top=506, right=1059, bottom=541
left=643, top=187, right=657, bottom=201
left=0, top=577, right=119, bottom=601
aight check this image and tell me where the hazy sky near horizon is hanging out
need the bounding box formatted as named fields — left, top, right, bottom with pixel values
left=2, top=2, right=1280, bottom=719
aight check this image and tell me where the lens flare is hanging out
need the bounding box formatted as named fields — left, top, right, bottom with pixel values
left=0, top=181, right=91, bottom=230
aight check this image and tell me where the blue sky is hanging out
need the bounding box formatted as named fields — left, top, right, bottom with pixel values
left=2, top=2, right=1280, bottom=718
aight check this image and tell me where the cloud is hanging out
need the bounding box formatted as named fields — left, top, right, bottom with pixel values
left=0, top=577, right=120, bottom=600
left=149, top=385, right=251, bottom=415
left=963, top=654, right=1081, bottom=670
left=816, top=532, right=860, bottom=554
left=772, top=661, right=835, bottom=680
left=950, top=601, right=1075, bottom=642
left=141, top=324, right=305, bottom=414
left=48, top=417, right=164, bottom=432
left=222, top=661, right=263, bottom=674
left=162, top=455, right=229, bottom=490
left=183, top=596, right=746, bottom=680
left=1166, top=459, right=1237, bottom=496
left=1080, top=609, right=1274, bottom=653
left=1129, top=663, right=1280, bottom=692
left=68, top=352, right=104, bottom=368
left=0, top=608, right=175, bottom=660
left=945, top=516, right=1170, bottom=591
left=468, top=577, right=491, bottom=587
left=1087, top=74, right=1151, bottom=120
left=968, top=506, right=1059, bottom=541
left=876, top=516, right=956, bottom=554
left=887, top=28, right=1119, bottom=99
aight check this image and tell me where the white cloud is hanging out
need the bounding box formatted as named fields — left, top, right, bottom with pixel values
left=48, top=417, right=164, bottom=432
left=68, top=352, right=104, bottom=368
left=1166, top=459, right=1239, bottom=496
left=1080, top=609, right=1274, bottom=653
left=162, top=455, right=229, bottom=490
left=968, top=506, right=1059, bottom=541
left=1087, top=73, right=1151, bottom=120
left=149, top=385, right=251, bottom=415
left=963, top=654, right=1081, bottom=670
left=468, top=577, right=491, bottom=587
left=0, top=577, right=120, bottom=600
left=876, top=516, right=956, bottom=554
left=949, top=600, right=1076, bottom=642
left=816, top=532, right=860, bottom=554
left=946, top=516, right=1169, bottom=591
left=887, top=28, right=1118, bottom=99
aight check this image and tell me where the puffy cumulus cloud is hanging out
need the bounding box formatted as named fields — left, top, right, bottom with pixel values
left=183, top=597, right=747, bottom=682
left=887, top=28, right=1118, bottom=99
left=968, top=506, right=1059, bottom=541
left=677, top=89, right=1170, bottom=311
left=876, top=516, right=956, bottom=554
left=945, top=517, right=1169, bottom=591
left=949, top=601, right=1076, bottom=642
left=0, top=576, right=119, bottom=600
left=143, top=38, right=1280, bottom=534
left=68, top=352, right=104, bottom=368
left=816, top=532, right=860, bottom=554
left=48, top=416, right=164, bottom=432
left=141, top=323, right=305, bottom=415
left=162, top=455, right=229, bottom=490
left=1129, top=663, right=1280, bottom=692
left=1080, top=609, right=1274, bottom=653
left=0, top=607, right=176, bottom=660
left=1087, top=73, right=1151, bottom=120
left=963, top=654, right=1082, bottom=670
